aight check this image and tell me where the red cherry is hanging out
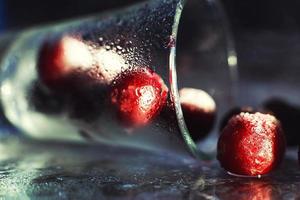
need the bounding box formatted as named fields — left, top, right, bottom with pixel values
left=217, top=112, right=286, bottom=176
left=179, top=88, right=216, bottom=141
left=37, top=36, right=93, bottom=89
left=110, top=68, right=168, bottom=128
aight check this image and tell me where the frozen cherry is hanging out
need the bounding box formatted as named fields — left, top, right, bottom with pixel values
left=219, top=106, right=254, bottom=131
left=37, top=36, right=93, bottom=89
left=179, top=88, right=216, bottom=141
left=217, top=112, right=286, bottom=176
left=263, top=98, right=300, bottom=146
left=110, top=68, right=168, bottom=128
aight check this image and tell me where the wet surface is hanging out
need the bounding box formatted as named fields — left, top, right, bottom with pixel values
left=0, top=135, right=298, bottom=199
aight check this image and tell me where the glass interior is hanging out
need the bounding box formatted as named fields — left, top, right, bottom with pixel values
left=0, top=0, right=236, bottom=159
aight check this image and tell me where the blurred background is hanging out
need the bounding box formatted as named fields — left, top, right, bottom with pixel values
left=1, top=0, right=300, bottom=32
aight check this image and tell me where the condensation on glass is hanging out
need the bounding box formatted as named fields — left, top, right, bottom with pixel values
left=0, top=0, right=237, bottom=159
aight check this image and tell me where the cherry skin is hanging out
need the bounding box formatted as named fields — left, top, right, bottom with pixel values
left=179, top=88, right=216, bottom=141
left=217, top=112, right=286, bottom=176
left=37, top=36, right=93, bottom=90
left=110, top=68, right=168, bottom=128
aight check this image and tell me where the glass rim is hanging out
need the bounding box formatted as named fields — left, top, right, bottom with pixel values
left=170, top=0, right=238, bottom=159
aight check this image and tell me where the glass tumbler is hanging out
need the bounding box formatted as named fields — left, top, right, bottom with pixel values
left=0, top=0, right=237, bottom=159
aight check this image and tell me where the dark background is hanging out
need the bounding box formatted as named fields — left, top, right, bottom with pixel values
left=2, top=0, right=300, bottom=74
left=2, top=0, right=300, bottom=32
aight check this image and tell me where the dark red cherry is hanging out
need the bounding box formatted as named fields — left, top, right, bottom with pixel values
left=110, top=68, right=168, bottom=128
left=217, top=112, right=286, bottom=176
left=179, top=88, right=216, bottom=141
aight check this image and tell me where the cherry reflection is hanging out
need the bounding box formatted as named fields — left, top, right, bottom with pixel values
left=215, top=180, right=280, bottom=200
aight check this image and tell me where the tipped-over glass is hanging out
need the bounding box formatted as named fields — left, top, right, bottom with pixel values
left=0, top=0, right=237, bottom=159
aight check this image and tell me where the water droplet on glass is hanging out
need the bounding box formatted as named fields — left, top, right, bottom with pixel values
left=116, top=46, right=122, bottom=50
